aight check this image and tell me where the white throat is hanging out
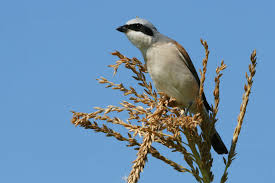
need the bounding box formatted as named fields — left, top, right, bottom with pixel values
left=126, top=30, right=154, bottom=54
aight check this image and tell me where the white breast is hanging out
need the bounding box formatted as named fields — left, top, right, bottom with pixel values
left=145, top=42, right=199, bottom=108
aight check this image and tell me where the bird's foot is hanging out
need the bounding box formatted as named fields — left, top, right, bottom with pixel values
left=184, top=102, right=193, bottom=116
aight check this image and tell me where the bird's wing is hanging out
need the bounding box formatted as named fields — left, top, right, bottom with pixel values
left=173, top=41, right=211, bottom=111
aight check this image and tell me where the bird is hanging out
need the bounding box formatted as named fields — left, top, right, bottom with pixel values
left=116, top=17, right=228, bottom=154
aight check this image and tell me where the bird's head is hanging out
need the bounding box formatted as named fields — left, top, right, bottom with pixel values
left=116, top=18, right=159, bottom=51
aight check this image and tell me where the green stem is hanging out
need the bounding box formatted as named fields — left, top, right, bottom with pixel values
left=187, top=136, right=210, bottom=183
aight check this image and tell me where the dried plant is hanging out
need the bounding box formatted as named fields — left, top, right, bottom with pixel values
left=71, top=40, right=257, bottom=183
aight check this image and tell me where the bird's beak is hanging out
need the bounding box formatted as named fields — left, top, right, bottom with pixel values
left=116, top=25, right=128, bottom=33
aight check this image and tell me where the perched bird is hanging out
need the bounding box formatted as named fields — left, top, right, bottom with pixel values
left=116, top=18, right=228, bottom=154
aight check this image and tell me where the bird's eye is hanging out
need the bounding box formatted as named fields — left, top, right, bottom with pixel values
left=129, top=23, right=142, bottom=31
left=135, top=24, right=141, bottom=28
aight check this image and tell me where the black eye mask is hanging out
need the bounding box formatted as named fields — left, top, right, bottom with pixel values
left=126, top=23, right=154, bottom=36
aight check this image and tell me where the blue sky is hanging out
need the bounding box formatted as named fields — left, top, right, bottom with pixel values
left=0, top=0, right=274, bottom=182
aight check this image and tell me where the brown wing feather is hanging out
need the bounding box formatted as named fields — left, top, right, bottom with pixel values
left=173, top=41, right=211, bottom=111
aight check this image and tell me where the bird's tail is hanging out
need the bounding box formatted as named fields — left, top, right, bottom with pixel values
left=190, top=105, right=228, bottom=154
left=211, top=130, right=228, bottom=154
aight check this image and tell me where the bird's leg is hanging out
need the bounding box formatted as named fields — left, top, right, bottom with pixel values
left=184, top=102, right=193, bottom=116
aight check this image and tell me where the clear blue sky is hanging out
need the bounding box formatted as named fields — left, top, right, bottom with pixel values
left=0, top=0, right=274, bottom=182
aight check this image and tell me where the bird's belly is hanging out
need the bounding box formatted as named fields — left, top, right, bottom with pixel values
left=148, top=61, right=199, bottom=108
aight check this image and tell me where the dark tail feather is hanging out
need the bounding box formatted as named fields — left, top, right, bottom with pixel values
left=211, top=131, right=228, bottom=154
